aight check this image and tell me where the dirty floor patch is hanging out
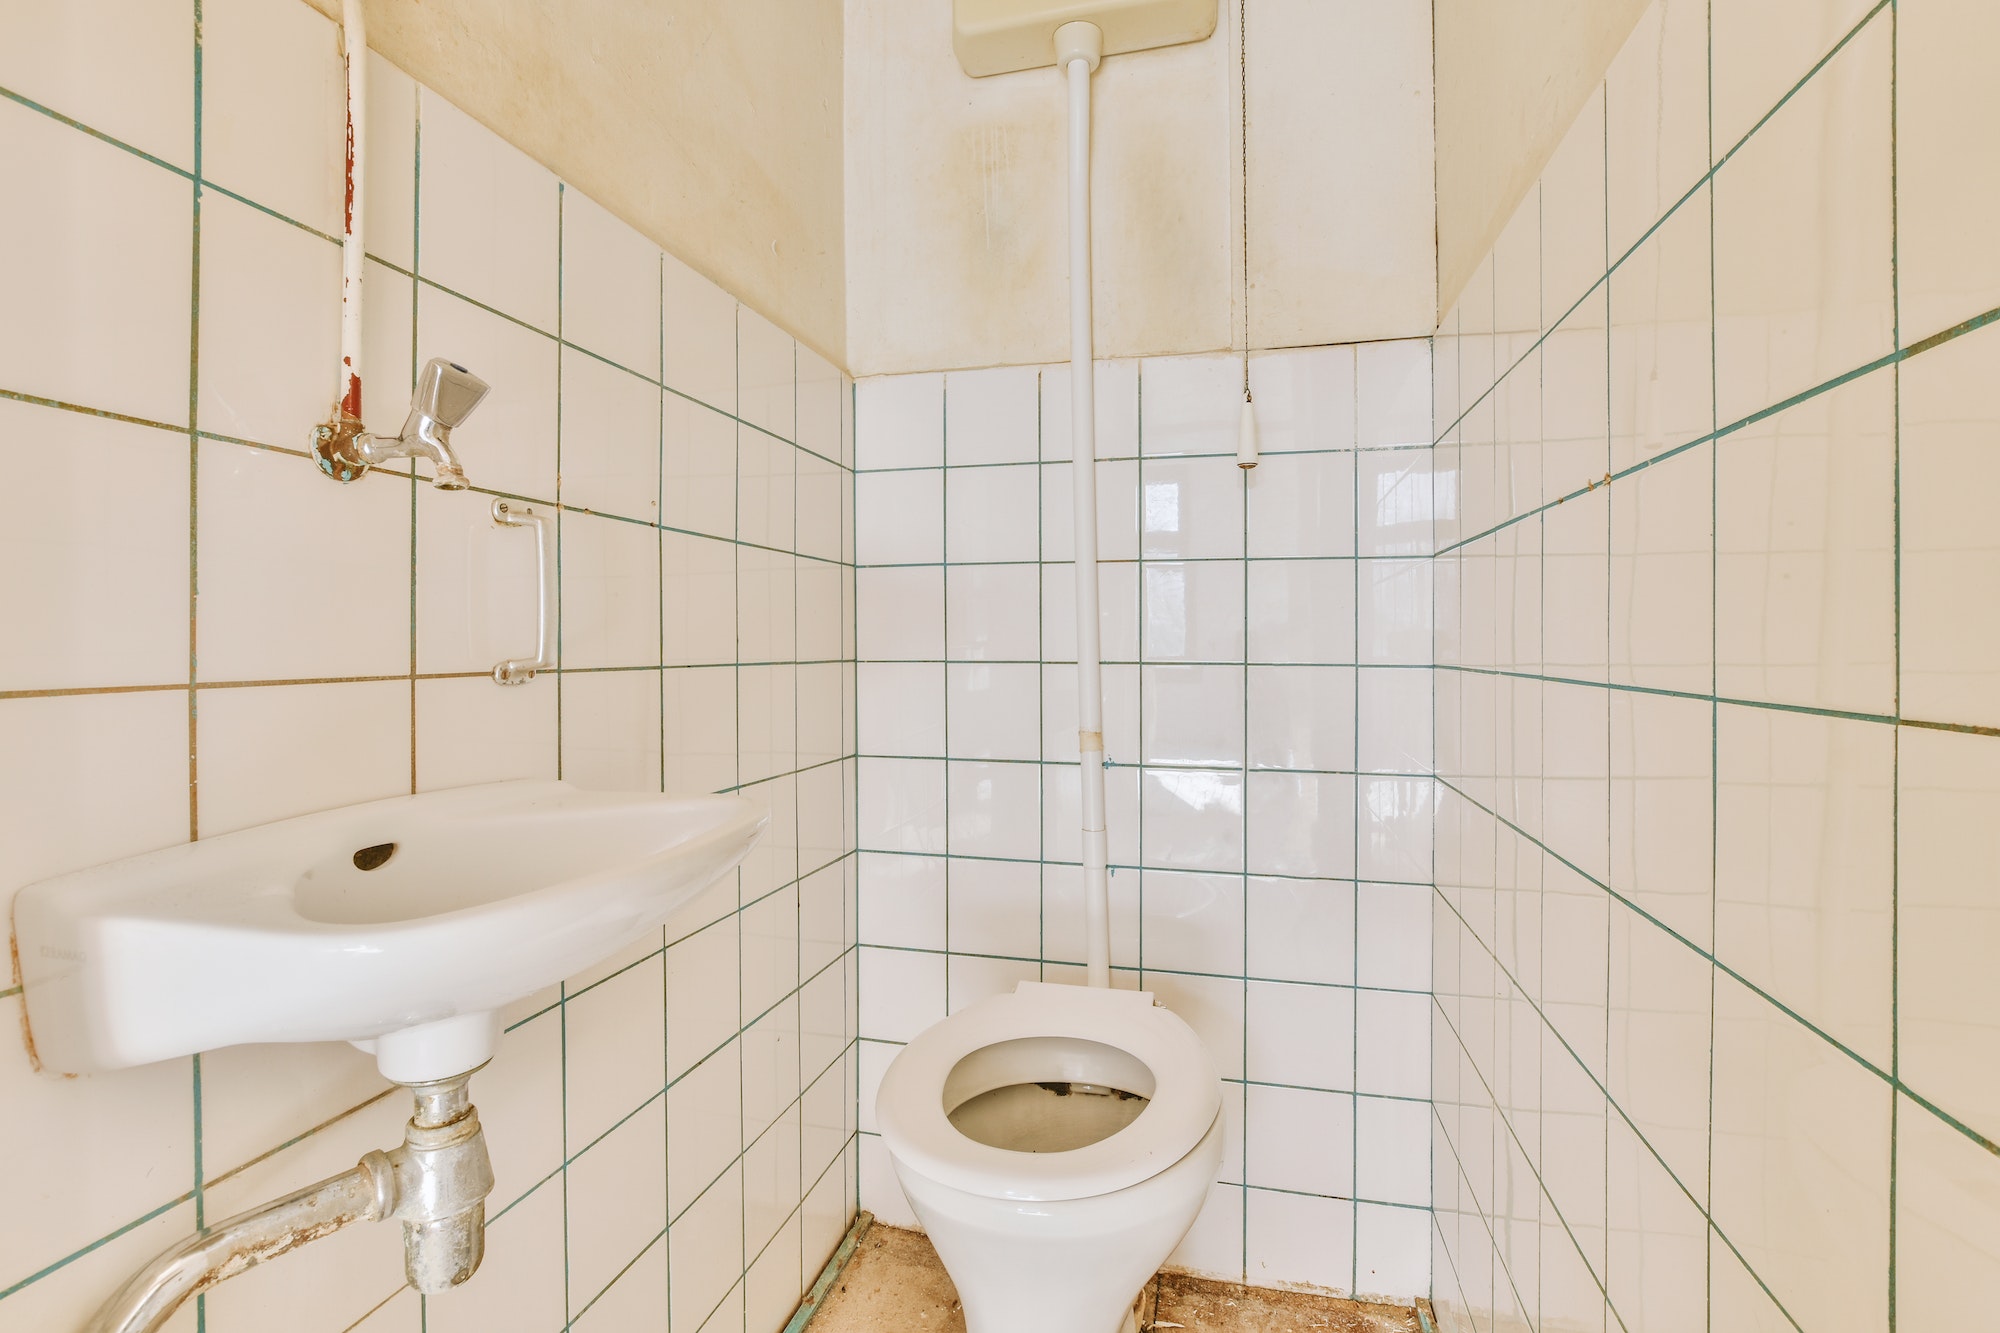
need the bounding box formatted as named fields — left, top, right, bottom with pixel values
left=1150, top=1271, right=1423, bottom=1332
left=802, top=1223, right=1423, bottom=1333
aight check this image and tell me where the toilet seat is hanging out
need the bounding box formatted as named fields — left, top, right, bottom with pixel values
left=877, top=981, right=1221, bottom=1203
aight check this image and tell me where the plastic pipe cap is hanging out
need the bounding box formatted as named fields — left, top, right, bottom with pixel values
left=1055, top=20, right=1103, bottom=71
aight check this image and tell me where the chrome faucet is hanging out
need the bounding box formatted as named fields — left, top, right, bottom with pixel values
left=314, top=358, right=490, bottom=489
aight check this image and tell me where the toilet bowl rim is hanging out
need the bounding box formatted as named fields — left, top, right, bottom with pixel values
left=876, top=981, right=1222, bottom=1202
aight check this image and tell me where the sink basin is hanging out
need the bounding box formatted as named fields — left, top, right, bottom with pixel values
left=11, top=781, right=767, bottom=1083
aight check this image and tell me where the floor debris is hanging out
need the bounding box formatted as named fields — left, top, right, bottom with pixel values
left=801, top=1224, right=1423, bottom=1333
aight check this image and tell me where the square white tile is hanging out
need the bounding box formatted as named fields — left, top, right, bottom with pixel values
left=736, top=307, right=795, bottom=442
left=417, top=283, right=560, bottom=503
left=662, top=253, right=737, bottom=416
left=1356, top=341, right=1433, bottom=449
left=557, top=348, right=662, bottom=520
left=1141, top=456, right=1245, bottom=560
left=945, top=365, right=1039, bottom=465
left=1898, top=0, right=2000, bottom=344
left=855, top=469, right=943, bottom=565
left=1245, top=1189, right=1354, bottom=1294
left=1249, top=346, right=1356, bottom=455
left=416, top=89, right=559, bottom=332
left=0, top=404, right=189, bottom=692
left=0, top=0, right=194, bottom=170
left=946, top=662, right=1040, bottom=761
left=1141, top=664, right=1245, bottom=768
left=856, top=373, right=944, bottom=469
left=946, top=463, right=1040, bottom=563
left=1141, top=870, right=1245, bottom=976
left=560, top=187, right=661, bottom=376
left=199, top=0, right=344, bottom=234
left=1247, top=451, right=1357, bottom=558
left=0, top=106, right=191, bottom=422
left=1248, top=666, right=1356, bottom=772
left=1712, top=14, right=1893, bottom=428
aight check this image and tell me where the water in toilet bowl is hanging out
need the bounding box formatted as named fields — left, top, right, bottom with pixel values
left=949, top=1079, right=1149, bottom=1152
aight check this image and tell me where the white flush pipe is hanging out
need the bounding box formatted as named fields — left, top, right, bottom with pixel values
left=1058, top=21, right=1111, bottom=989
left=339, top=0, right=367, bottom=425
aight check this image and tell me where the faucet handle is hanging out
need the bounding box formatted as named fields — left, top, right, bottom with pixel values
left=418, top=358, right=490, bottom=430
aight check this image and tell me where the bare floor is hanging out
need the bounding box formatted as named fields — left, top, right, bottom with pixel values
left=803, top=1223, right=1425, bottom=1333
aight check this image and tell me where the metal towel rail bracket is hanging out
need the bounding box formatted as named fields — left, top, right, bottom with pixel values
left=491, top=499, right=554, bottom=685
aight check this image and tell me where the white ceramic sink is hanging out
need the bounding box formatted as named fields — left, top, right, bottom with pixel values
left=11, top=781, right=766, bottom=1083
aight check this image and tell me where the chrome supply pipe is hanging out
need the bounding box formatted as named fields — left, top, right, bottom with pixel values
left=1059, top=20, right=1112, bottom=989
left=84, top=1072, right=495, bottom=1333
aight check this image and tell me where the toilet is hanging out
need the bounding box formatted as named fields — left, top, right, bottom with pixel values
left=874, top=981, right=1224, bottom=1333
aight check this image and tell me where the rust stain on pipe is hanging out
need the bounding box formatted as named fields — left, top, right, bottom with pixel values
left=200, top=1210, right=368, bottom=1292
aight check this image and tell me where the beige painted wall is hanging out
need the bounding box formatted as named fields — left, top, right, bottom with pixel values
left=1433, top=0, right=1650, bottom=319
left=844, top=0, right=1437, bottom=377
left=303, top=0, right=848, bottom=367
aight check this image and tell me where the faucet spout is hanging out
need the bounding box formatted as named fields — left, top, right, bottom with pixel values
left=396, top=421, right=470, bottom=491
left=313, top=358, right=488, bottom=489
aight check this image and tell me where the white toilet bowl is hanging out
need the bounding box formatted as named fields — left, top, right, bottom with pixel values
left=875, top=981, right=1224, bottom=1333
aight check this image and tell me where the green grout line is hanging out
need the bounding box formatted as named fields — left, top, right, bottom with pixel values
left=0, top=1191, right=197, bottom=1304
left=201, top=1087, right=399, bottom=1194
left=1429, top=772, right=1984, bottom=1333
left=0, top=84, right=195, bottom=178
left=1428, top=0, right=1894, bottom=455
left=1, top=12, right=868, bottom=1328
left=337, top=1286, right=409, bottom=1333
left=779, top=1210, right=872, bottom=1333
left=0, top=388, right=187, bottom=435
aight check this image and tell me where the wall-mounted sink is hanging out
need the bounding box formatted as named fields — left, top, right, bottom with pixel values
left=12, top=781, right=766, bottom=1083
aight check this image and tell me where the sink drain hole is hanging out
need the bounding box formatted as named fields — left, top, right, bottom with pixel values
left=352, top=843, right=397, bottom=871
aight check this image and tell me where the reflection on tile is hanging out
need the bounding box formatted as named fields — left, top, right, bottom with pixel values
left=1539, top=87, right=1607, bottom=330
left=1609, top=692, right=1712, bottom=948
left=1896, top=1092, right=2000, bottom=1326
left=1147, top=561, right=1246, bottom=663
left=1144, top=768, right=1247, bottom=873
left=1898, top=0, right=2000, bottom=343
left=1604, top=0, right=1709, bottom=259
left=1715, top=705, right=1892, bottom=1064
left=1709, top=973, right=1890, bottom=1333
left=1142, top=456, right=1246, bottom=560
left=1249, top=345, right=1356, bottom=454
left=1248, top=451, right=1357, bottom=558
left=1716, top=368, right=1894, bottom=713
left=1607, top=903, right=1710, bottom=1202
left=1901, top=325, right=2000, bottom=729
left=1607, top=191, right=1712, bottom=474
left=1712, top=14, right=1893, bottom=427
left=1899, top=727, right=2000, bottom=1145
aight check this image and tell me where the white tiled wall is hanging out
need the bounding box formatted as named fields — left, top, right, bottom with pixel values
left=1431, top=0, right=2000, bottom=1327
left=851, top=344, right=1439, bottom=1302
left=0, top=4, right=856, bottom=1330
